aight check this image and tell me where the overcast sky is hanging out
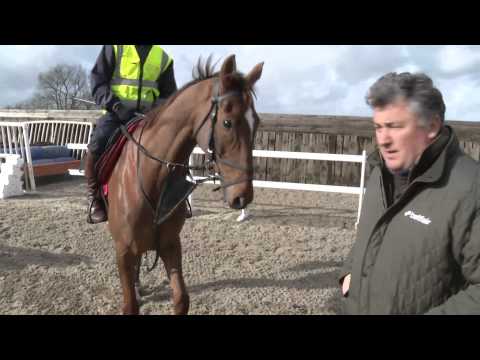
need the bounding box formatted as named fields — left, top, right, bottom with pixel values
left=1, top=45, right=480, bottom=121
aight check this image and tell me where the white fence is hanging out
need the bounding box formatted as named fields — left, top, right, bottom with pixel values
left=0, top=120, right=93, bottom=191
left=190, top=147, right=367, bottom=225
left=1, top=116, right=367, bottom=224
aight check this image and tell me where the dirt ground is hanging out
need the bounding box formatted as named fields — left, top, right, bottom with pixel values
left=0, top=175, right=357, bottom=315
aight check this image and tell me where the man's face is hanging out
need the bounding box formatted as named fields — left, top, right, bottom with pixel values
left=373, top=100, right=440, bottom=174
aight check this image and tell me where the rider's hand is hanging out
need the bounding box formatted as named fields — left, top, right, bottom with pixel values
left=341, top=273, right=351, bottom=297
left=113, top=102, right=135, bottom=123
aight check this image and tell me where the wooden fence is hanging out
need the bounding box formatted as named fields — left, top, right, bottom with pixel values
left=2, top=110, right=480, bottom=186
left=196, top=113, right=480, bottom=186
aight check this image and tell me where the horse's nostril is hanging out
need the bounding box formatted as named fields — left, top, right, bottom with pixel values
left=232, top=196, right=246, bottom=209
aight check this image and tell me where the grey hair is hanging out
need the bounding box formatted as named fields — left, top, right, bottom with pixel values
left=366, top=72, right=446, bottom=126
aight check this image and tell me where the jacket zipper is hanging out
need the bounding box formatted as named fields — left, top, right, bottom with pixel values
left=137, top=63, right=144, bottom=112
left=136, top=46, right=149, bottom=112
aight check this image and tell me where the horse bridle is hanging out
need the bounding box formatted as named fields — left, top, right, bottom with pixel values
left=192, top=79, right=254, bottom=190
left=120, top=78, right=255, bottom=210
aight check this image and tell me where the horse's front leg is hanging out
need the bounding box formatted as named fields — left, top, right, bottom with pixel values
left=160, top=237, right=190, bottom=315
left=116, top=246, right=140, bottom=315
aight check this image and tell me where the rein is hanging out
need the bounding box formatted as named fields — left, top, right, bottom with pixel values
left=120, top=78, right=254, bottom=212
left=122, top=78, right=255, bottom=274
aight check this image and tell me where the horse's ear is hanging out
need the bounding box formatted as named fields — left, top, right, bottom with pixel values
left=220, top=54, right=237, bottom=76
left=245, top=62, right=264, bottom=88
left=220, top=55, right=237, bottom=90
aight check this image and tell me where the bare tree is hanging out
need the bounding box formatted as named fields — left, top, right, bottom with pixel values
left=10, top=63, right=97, bottom=110
left=37, top=64, right=96, bottom=110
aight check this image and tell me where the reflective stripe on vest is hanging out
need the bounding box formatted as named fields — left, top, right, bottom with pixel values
left=111, top=45, right=173, bottom=110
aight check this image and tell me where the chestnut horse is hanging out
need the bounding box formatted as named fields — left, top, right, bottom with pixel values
left=107, top=55, right=264, bottom=314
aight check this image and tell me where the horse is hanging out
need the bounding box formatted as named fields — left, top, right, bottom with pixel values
left=106, top=54, right=264, bottom=314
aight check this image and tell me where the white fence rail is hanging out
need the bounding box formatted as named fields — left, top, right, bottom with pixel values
left=190, top=147, right=367, bottom=225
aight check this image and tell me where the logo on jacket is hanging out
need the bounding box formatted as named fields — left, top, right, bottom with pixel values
left=404, top=210, right=431, bottom=225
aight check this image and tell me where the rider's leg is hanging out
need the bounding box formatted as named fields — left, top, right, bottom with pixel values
left=85, top=113, right=119, bottom=224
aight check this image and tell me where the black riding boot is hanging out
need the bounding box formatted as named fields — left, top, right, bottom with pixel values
left=85, top=150, right=107, bottom=224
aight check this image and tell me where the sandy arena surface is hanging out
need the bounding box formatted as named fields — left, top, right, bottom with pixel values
left=0, top=175, right=357, bottom=315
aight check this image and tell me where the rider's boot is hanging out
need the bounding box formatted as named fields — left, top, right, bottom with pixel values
left=85, top=150, right=107, bottom=224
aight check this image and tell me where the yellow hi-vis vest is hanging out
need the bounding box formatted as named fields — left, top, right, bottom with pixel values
left=111, top=45, right=173, bottom=111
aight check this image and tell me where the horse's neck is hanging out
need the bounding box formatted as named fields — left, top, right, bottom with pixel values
left=140, top=117, right=193, bottom=166
left=141, top=82, right=212, bottom=164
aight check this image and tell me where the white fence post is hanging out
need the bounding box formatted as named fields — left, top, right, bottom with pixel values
left=356, top=150, right=367, bottom=228
left=188, top=152, right=194, bottom=210
left=21, top=123, right=35, bottom=191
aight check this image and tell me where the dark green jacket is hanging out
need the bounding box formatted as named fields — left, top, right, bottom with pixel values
left=340, top=126, right=480, bottom=314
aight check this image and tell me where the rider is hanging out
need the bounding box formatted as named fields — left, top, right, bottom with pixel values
left=86, top=45, right=178, bottom=224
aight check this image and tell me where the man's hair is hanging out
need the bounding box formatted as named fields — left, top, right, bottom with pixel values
left=366, top=72, right=446, bottom=125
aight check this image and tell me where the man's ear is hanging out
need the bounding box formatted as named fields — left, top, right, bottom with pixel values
left=427, top=116, right=442, bottom=140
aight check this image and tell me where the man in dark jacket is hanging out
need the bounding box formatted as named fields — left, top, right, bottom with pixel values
left=85, top=45, right=177, bottom=224
left=339, top=72, right=480, bottom=314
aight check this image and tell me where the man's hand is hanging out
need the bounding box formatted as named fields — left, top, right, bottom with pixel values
left=341, top=274, right=351, bottom=297
left=113, top=102, right=134, bottom=123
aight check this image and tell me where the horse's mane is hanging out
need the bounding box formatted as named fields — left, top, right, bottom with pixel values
left=144, top=55, right=256, bottom=128
left=163, top=54, right=220, bottom=108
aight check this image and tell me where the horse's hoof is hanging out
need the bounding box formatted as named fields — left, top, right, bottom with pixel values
left=173, top=294, right=190, bottom=315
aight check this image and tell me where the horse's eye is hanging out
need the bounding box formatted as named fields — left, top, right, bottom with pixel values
left=223, top=119, right=232, bottom=129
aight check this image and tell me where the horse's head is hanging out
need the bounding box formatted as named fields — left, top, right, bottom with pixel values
left=195, top=54, right=264, bottom=209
